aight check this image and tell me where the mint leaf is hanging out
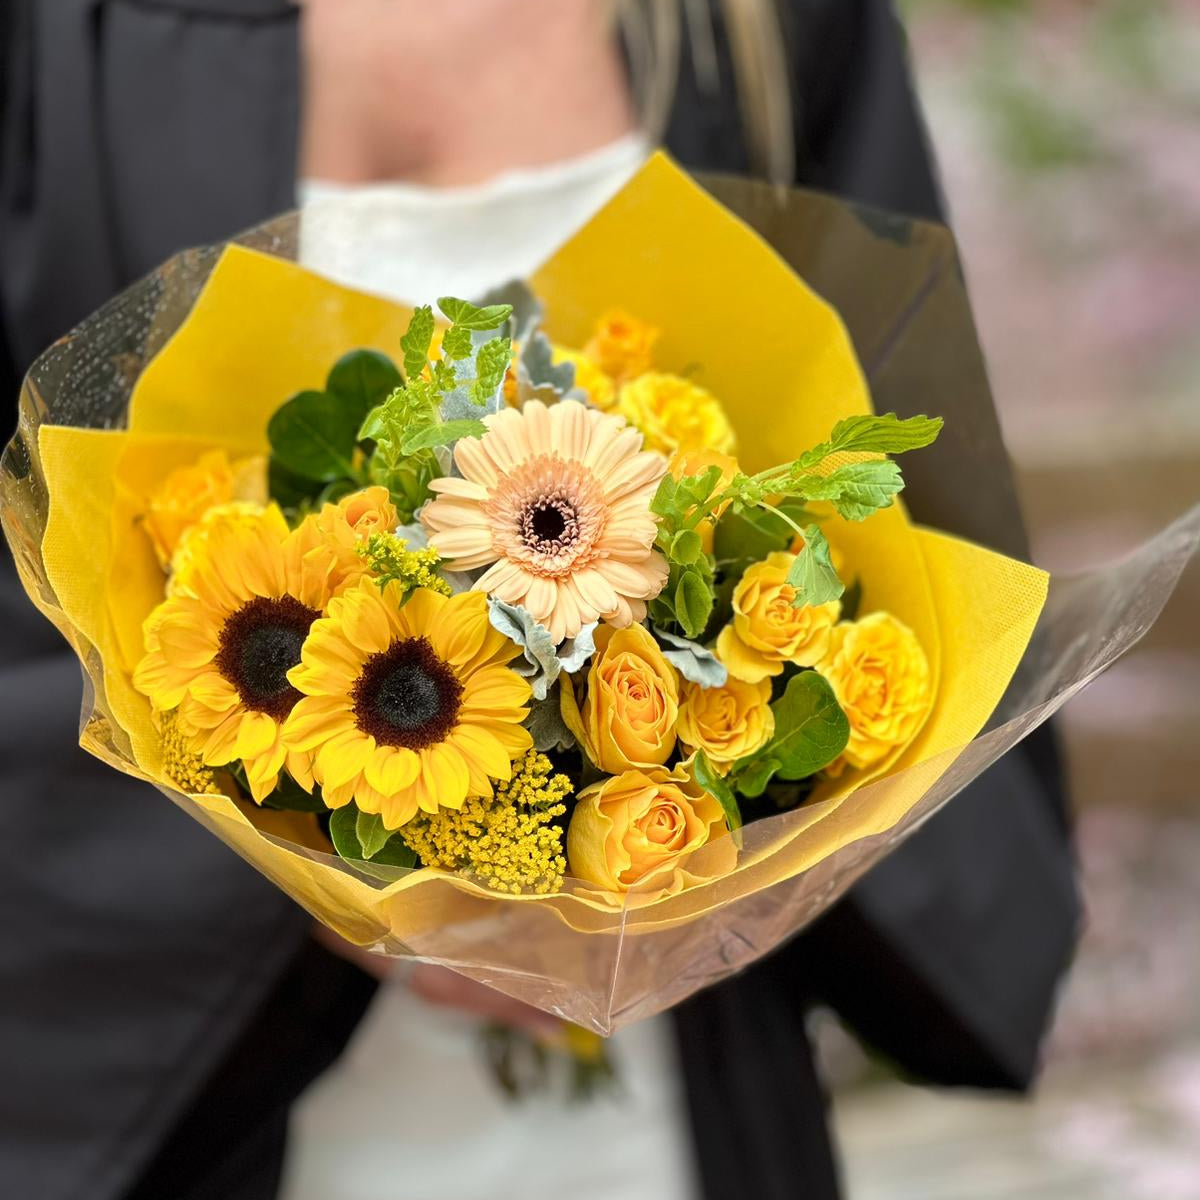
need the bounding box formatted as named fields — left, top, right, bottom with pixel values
left=472, top=336, right=513, bottom=405
left=400, top=305, right=435, bottom=379
left=437, top=297, right=513, bottom=331
left=795, top=459, right=904, bottom=522
left=786, top=524, right=844, bottom=608
left=691, top=751, right=742, bottom=838
left=440, top=324, right=472, bottom=361
left=400, top=418, right=488, bottom=454
left=267, top=390, right=360, bottom=482
left=735, top=755, right=781, bottom=799
left=800, top=413, right=943, bottom=466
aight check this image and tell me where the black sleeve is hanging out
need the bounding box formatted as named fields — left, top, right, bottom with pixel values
left=778, top=0, right=1079, bottom=1090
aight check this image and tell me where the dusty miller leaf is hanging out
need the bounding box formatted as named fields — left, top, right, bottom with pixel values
left=654, top=628, right=727, bottom=688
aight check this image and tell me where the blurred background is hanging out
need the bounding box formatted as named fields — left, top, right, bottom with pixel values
left=830, top=2, right=1200, bottom=1196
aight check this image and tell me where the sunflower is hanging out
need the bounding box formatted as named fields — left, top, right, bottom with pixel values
left=134, top=505, right=356, bottom=801
left=282, top=583, right=533, bottom=829
left=421, top=399, right=669, bottom=644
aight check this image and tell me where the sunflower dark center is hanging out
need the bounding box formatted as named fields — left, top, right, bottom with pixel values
left=352, top=636, right=463, bottom=749
left=521, top=495, right=578, bottom=554
left=215, top=595, right=319, bottom=721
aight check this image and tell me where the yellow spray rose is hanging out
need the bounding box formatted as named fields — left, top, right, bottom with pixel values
left=676, top=676, right=775, bottom=773
left=584, top=308, right=659, bottom=382
left=302, top=485, right=399, bottom=580
left=617, top=371, right=736, bottom=458
left=567, top=764, right=726, bottom=894
left=553, top=346, right=617, bottom=411
left=818, top=612, right=932, bottom=772
left=560, top=624, right=679, bottom=773
left=716, top=551, right=841, bottom=684
left=143, top=450, right=266, bottom=568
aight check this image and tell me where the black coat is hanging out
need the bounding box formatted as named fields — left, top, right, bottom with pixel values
left=0, top=4, right=1079, bottom=1199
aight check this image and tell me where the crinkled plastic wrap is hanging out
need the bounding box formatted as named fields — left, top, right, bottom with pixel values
left=2, top=155, right=1196, bottom=1034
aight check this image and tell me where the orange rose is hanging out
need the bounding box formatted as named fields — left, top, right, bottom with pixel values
left=567, top=764, right=726, bottom=894
left=559, top=624, right=679, bottom=772
left=716, top=551, right=841, bottom=683
left=818, top=612, right=932, bottom=771
left=584, top=309, right=659, bottom=382
left=143, top=450, right=266, bottom=568
left=676, top=676, right=774, bottom=772
left=306, top=485, right=398, bottom=580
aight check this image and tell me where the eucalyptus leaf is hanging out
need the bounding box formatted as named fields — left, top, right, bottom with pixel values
left=787, top=525, right=845, bottom=608
left=267, top=390, right=360, bottom=482
left=260, top=772, right=328, bottom=813
left=326, top=349, right=403, bottom=425
left=355, top=810, right=392, bottom=859
left=735, top=756, right=782, bottom=799
left=654, top=628, right=727, bottom=688
left=268, top=454, right=323, bottom=509
left=526, top=686, right=577, bottom=752
left=329, top=805, right=418, bottom=870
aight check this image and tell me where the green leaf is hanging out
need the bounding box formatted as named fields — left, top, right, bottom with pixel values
left=795, top=459, right=904, bottom=522
left=735, top=756, right=781, bottom=799
left=440, top=324, right=473, bottom=361
left=268, top=453, right=323, bottom=509
left=669, top=529, right=703, bottom=566
left=400, top=305, right=435, bottom=379
left=651, top=473, right=678, bottom=517
left=713, top=498, right=810, bottom=574
left=691, top=751, right=742, bottom=838
left=437, top=296, right=513, bottom=331
left=733, top=672, right=848, bottom=793
left=787, top=525, right=844, bottom=608
left=804, top=413, right=943, bottom=463
left=260, top=772, right=328, bottom=813
left=675, top=568, right=714, bottom=639
left=399, top=417, right=487, bottom=454
left=472, top=336, right=513, bottom=405
left=358, top=403, right=391, bottom=443
left=267, top=390, right=360, bottom=482
left=328, top=805, right=418, bottom=869
left=326, top=349, right=403, bottom=425
left=356, top=810, right=391, bottom=860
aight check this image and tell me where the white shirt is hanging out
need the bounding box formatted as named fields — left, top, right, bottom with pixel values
left=281, top=135, right=698, bottom=1200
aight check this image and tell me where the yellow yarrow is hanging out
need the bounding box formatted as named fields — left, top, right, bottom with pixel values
left=399, top=751, right=571, bottom=895
left=159, top=710, right=218, bottom=795
left=358, top=532, right=451, bottom=598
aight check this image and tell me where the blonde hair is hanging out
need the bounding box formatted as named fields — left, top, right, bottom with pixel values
left=615, top=0, right=795, bottom=184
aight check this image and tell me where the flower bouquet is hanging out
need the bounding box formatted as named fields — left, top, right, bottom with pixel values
left=3, top=155, right=1196, bottom=1033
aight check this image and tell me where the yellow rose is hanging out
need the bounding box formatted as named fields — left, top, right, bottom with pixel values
left=669, top=448, right=739, bottom=554
left=716, top=551, right=841, bottom=683
left=553, top=346, right=617, bottom=411
left=567, top=764, right=726, bottom=894
left=584, top=308, right=659, bottom=382
left=560, top=624, right=679, bottom=773
left=676, top=676, right=775, bottom=772
left=617, top=371, right=736, bottom=458
left=143, top=450, right=266, bottom=568
left=818, top=612, right=932, bottom=772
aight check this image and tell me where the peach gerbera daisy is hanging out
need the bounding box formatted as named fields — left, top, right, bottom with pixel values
left=421, top=400, right=669, bottom=643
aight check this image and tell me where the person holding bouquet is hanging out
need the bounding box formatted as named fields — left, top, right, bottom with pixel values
left=0, top=3, right=1078, bottom=1199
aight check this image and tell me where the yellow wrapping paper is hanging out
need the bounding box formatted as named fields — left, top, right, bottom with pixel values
left=12, top=151, right=1132, bottom=1030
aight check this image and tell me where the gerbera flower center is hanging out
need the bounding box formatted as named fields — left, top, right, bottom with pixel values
left=351, top=636, right=464, bottom=749
left=486, top=453, right=608, bottom=579
left=215, top=595, right=320, bottom=721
